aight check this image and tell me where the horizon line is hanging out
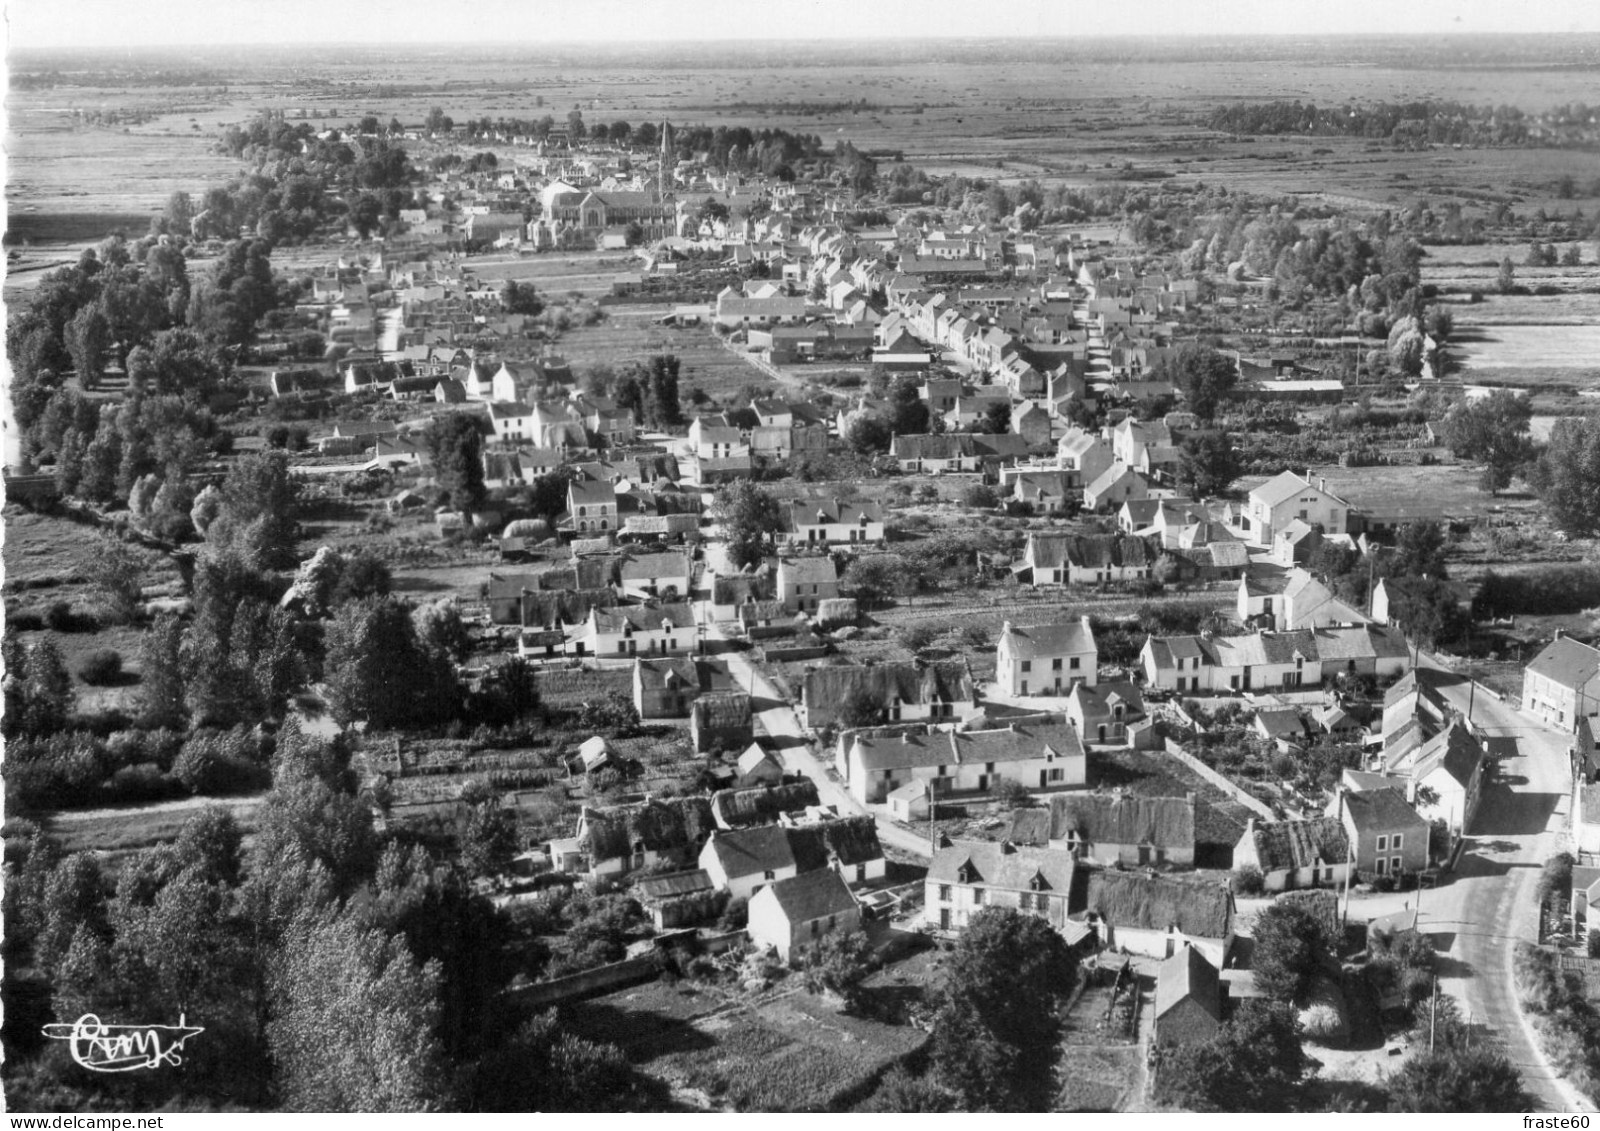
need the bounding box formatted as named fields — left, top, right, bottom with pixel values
left=13, top=28, right=1600, bottom=52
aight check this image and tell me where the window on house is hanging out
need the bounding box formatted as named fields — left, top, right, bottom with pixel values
left=1392, top=834, right=1403, bottom=851
left=1070, top=657, right=1081, bottom=670
left=1376, top=835, right=1388, bottom=853
left=939, top=884, right=952, bottom=902
left=764, top=870, right=775, bottom=881
left=972, top=888, right=986, bottom=905
left=1048, top=768, right=1064, bottom=783
left=1391, top=857, right=1402, bottom=874
left=1021, top=661, right=1032, bottom=672
left=1052, top=658, right=1063, bottom=671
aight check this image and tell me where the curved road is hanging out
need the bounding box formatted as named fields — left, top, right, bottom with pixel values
left=1401, top=664, right=1594, bottom=1112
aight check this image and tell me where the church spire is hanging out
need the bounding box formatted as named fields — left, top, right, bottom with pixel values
left=658, top=120, right=673, bottom=198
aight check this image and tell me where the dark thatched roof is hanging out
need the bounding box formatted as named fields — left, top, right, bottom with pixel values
left=1242, top=816, right=1348, bottom=874
left=802, top=659, right=975, bottom=728
left=1086, top=870, right=1234, bottom=939
left=1042, top=793, right=1196, bottom=851
left=581, top=797, right=715, bottom=861
left=711, top=781, right=821, bottom=828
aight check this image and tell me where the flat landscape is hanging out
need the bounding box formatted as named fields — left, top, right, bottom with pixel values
left=8, top=20, right=1600, bottom=1119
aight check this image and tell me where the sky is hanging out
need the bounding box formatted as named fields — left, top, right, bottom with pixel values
left=7, top=0, right=1600, bottom=50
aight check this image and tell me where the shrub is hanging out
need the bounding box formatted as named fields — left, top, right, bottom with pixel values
left=991, top=776, right=1034, bottom=808
left=9, top=611, right=45, bottom=632
left=76, top=650, right=123, bottom=685
left=1300, top=1002, right=1342, bottom=1043
left=962, top=484, right=999, bottom=509
left=45, top=601, right=74, bottom=631
left=1369, top=873, right=1396, bottom=893
left=1231, top=864, right=1265, bottom=896
left=899, top=623, right=939, bottom=652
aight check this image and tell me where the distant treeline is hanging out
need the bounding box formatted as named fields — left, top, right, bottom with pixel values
left=1206, top=99, right=1600, bottom=147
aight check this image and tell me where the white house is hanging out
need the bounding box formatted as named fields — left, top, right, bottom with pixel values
left=568, top=603, right=698, bottom=659
left=841, top=721, right=1086, bottom=806
left=1243, top=470, right=1350, bottom=546
left=746, top=869, right=862, bottom=961
left=995, top=617, right=1097, bottom=697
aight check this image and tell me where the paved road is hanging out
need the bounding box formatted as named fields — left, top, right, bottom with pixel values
left=703, top=622, right=934, bottom=859
left=1385, top=663, right=1594, bottom=1112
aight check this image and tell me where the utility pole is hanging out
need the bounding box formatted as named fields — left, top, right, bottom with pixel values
left=1340, top=788, right=1353, bottom=932
left=1429, top=975, right=1438, bottom=1053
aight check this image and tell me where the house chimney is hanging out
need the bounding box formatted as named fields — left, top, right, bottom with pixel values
left=1555, top=628, right=1566, bottom=639
left=1001, top=619, right=1014, bottom=637
left=1318, top=477, right=1327, bottom=493
left=1305, top=468, right=1313, bottom=483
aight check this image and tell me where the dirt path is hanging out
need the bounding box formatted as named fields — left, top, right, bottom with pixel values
left=40, top=791, right=266, bottom=827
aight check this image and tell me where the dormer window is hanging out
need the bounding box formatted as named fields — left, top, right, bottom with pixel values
left=957, top=860, right=979, bottom=885
left=1028, top=870, right=1049, bottom=892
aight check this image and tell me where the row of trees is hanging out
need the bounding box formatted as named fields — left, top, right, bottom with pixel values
left=3, top=730, right=653, bottom=1112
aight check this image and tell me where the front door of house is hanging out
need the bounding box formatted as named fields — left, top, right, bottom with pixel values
left=940, top=908, right=951, bottom=930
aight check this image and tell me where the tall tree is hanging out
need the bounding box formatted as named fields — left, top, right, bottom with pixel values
left=711, top=481, right=783, bottom=570
left=1251, top=901, right=1333, bottom=1003
left=1440, top=388, right=1534, bottom=495
left=1157, top=1000, right=1309, bottom=1112
left=137, top=614, right=189, bottom=730
left=267, top=910, right=448, bottom=1111
left=932, top=908, right=1077, bottom=1111
left=1157, top=343, right=1239, bottom=422
left=324, top=596, right=460, bottom=729
left=64, top=303, right=111, bottom=390
left=213, top=450, right=301, bottom=569
left=1178, top=431, right=1242, bottom=497
left=1530, top=415, right=1600, bottom=536
left=426, top=413, right=486, bottom=514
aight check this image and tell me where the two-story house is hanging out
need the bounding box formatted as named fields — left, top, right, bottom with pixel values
left=567, top=479, right=618, bottom=534
left=617, top=551, right=693, bottom=601
left=780, top=499, right=885, bottom=546
left=1329, top=786, right=1429, bottom=878
left=1244, top=470, right=1350, bottom=546
left=996, top=618, right=1098, bottom=697
left=841, top=719, right=1086, bottom=805
left=569, top=603, right=698, bottom=659
left=1524, top=632, right=1600, bottom=731
left=777, top=556, right=839, bottom=613
left=924, top=840, right=1078, bottom=935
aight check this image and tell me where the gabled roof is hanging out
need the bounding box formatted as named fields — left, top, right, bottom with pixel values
left=1086, top=871, right=1233, bottom=939
left=779, top=556, right=838, bottom=584
left=619, top=552, right=691, bottom=581
left=1000, top=619, right=1095, bottom=659
left=809, top=661, right=975, bottom=728
left=1155, top=945, right=1221, bottom=1025
left=710, top=781, right=822, bottom=828
left=1339, top=786, right=1427, bottom=833
left=1239, top=816, right=1348, bottom=873
left=1528, top=635, right=1600, bottom=691
left=592, top=603, right=697, bottom=633
left=759, top=867, right=858, bottom=923
left=927, top=839, right=1076, bottom=894
left=1411, top=720, right=1485, bottom=791
left=1027, top=793, right=1195, bottom=850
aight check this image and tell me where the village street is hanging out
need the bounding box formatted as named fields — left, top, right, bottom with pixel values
left=1360, top=663, right=1594, bottom=1112
left=701, top=621, right=935, bottom=860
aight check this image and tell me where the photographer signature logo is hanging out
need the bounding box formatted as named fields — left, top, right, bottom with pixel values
left=42, top=1014, right=204, bottom=1072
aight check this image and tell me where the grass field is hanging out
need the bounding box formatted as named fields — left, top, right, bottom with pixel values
left=39, top=794, right=264, bottom=859
left=1237, top=463, right=1511, bottom=521
left=1452, top=323, right=1600, bottom=376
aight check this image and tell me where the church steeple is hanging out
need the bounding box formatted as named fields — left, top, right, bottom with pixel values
left=658, top=120, right=673, bottom=199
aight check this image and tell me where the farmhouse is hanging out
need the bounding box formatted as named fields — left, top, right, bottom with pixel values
left=746, top=868, right=862, bottom=961
left=1063, top=681, right=1145, bottom=744
left=841, top=720, right=1086, bottom=805
left=709, top=781, right=822, bottom=830
left=779, top=499, right=885, bottom=545
left=1154, top=946, right=1223, bottom=1049
left=547, top=796, right=715, bottom=882
left=1010, top=792, right=1196, bottom=868
left=1231, top=815, right=1350, bottom=892
left=777, top=556, right=840, bottom=614
left=1084, top=871, right=1235, bottom=966
left=1243, top=470, right=1350, bottom=546
left=925, top=840, right=1078, bottom=935
left=995, top=617, right=1098, bottom=697
left=690, top=693, right=754, bottom=754
left=803, top=660, right=977, bottom=731
left=569, top=603, right=698, bottom=659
